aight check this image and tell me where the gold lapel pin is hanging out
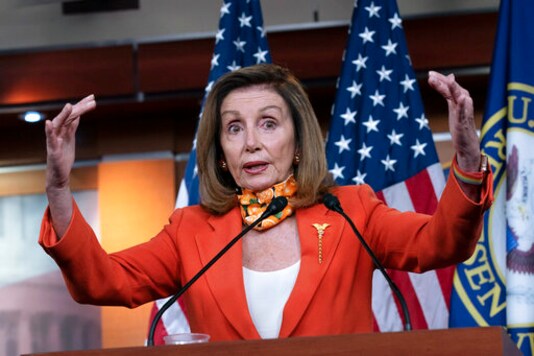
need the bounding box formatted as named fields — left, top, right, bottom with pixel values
left=312, top=223, right=330, bottom=264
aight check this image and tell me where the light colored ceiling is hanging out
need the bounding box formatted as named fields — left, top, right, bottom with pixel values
left=0, top=0, right=499, bottom=52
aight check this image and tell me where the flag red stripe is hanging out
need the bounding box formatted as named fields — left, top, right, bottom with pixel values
left=436, top=266, right=455, bottom=309
left=389, top=270, right=429, bottom=329
left=148, top=303, right=169, bottom=346
left=375, top=188, right=429, bottom=330
left=177, top=296, right=189, bottom=323
left=375, top=171, right=449, bottom=329
left=372, top=315, right=380, bottom=332
left=406, top=168, right=454, bottom=311
left=375, top=190, right=385, bottom=203
left=405, top=169, right=438, bottom=214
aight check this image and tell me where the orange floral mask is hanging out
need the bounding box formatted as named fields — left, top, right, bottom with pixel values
left=237, top=175, right=297, bottom=231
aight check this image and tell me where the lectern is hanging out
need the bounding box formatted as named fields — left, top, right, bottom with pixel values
left=25, top=326, right=520, bottom=356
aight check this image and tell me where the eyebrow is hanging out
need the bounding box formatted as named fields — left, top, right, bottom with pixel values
left=221, top=105, right=283, bottom=118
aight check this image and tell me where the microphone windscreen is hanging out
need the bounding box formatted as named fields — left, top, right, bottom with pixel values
left=323, top=193, right=343, bottom=213
left=266, top=196, right=288, bottom=215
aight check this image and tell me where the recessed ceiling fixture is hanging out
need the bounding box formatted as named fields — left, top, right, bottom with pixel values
left=62, top=0, right=139, bottom=15
left=21, top=111, right=46, bottom=123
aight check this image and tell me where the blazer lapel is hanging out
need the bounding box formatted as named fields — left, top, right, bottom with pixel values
left=279, top=203, right=346, bottom=337
left=194, top=207, right=259, bottom=339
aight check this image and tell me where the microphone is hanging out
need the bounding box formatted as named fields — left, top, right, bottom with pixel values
left=147, top=196, right=288, bottom=346
left=323, top=193, right=412, bottom=331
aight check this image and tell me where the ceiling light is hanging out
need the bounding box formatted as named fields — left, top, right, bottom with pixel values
left=21, top=111, right=45, bottom=123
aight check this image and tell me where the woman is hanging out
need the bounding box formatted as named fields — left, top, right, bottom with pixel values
left=40, top=64, right=493, bottom=341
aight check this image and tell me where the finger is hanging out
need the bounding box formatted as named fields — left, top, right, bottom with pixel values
left=45, top=120, right=59, bottom=152
left=69, top=94, right=96, bottom=119
left=81, top=94, right=95, bottom=103
left=45, top=120, right=53, bottom=142
left=428, top=71, right=454, bottom=100
left=64, top=113, right=81, bottom=127
left=73, top=94, right=96, bottom=114
left=448, top=80, right=470, bottom=105
left=66, top=116, right=81, bottom=136
left=45, top=119, right=53, bottom=137
left=65, top=95, right=96, bottom=126
left=52, top=103, right=73, bottom=130
left=460, top=94, right=475, bottom=126
left=429, top=70, right=451, bottom=82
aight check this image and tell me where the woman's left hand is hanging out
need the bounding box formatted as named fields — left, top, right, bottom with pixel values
left=428, top=71, right=481, bottom=172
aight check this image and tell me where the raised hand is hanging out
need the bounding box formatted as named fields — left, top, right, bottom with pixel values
left=427, top=71, right=481, bottom=172
left=45, top=95, right=96, bottom=237
left=45, top=94, right=96, bottom=189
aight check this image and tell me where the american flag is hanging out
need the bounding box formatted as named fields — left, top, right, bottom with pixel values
left=325, top=0, right=449, bottom=331
left=148, top=0, right=272, bottom=344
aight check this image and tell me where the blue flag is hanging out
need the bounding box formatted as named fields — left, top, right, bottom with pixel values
left=150, top=0, right=272, bottom=344
left=449, top=0, right=534, bottom=354
left=176, top=0, right=272, bottom=208
left=325, top=0, right=447, bottom=331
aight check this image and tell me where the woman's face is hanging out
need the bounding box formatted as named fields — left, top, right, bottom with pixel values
left=219, top=85, right=296, bottom=192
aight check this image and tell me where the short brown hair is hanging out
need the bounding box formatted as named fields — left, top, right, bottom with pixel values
left=196, top=64, right=333, bottom=214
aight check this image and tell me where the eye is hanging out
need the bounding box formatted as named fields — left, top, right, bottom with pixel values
left=227, top=123, right=242, bottom=134
left=262, top=118, right=277, bottom=130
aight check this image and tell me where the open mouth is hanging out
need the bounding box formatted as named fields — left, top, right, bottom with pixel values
left=243, top=161, right=268, bottom=174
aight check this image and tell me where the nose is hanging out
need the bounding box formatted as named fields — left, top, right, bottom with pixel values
left=244, top=126, right=261, bottom=152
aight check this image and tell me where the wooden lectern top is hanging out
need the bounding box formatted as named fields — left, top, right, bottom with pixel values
left=25, top=326, right=520, bottom=356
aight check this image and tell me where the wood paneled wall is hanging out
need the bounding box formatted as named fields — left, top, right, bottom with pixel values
left=0, top=11, right=497, bottom=171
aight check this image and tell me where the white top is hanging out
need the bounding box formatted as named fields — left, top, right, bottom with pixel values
left=242, top=260, right=301, bottom=339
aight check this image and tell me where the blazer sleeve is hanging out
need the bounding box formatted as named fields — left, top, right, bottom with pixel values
left=352, top=167, right=493, bottom=273
left=39, top=200, right=184, bottom=308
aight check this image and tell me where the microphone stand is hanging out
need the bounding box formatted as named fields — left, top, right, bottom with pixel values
left=323, top=193, right=412, bottom=331
left=147, top=196, right=288, bottom=346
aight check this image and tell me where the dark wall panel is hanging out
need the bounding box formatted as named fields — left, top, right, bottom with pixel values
left=0, top=46, right=135, bottom=105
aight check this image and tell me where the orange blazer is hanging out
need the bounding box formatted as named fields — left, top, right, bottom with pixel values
left=39, top=173, right=493, bottom=341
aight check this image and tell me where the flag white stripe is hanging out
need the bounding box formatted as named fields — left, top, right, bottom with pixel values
left=409, top=270, right=449, bottom=329
left=372, top=270, right=403, bottom=331
left=156, top=297, right=191, bottom=334
left=176, top=178, right=189, bottom=209
left=427, top=163, right=446, bottom=199
left=373, top=182, right=411, bottom=332
left=373, top=166, right=448, bottom=331
left=381, top=181, right=415, bottom=212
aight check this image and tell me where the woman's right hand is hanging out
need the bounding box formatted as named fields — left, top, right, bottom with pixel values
left=45, top=95, right=96, bottom=238
left=45, top=94, right=96, bottom=190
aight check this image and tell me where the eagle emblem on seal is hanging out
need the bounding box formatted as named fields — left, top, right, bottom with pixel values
left=506, top=145, right=534, bottom=274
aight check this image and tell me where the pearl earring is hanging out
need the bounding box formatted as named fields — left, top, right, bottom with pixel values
left=293, top=153, right=300, bottom=165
